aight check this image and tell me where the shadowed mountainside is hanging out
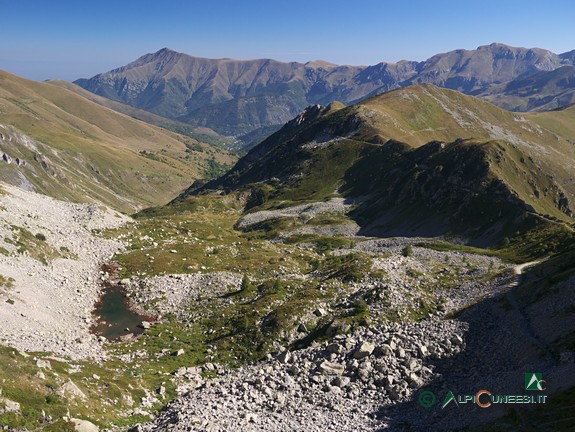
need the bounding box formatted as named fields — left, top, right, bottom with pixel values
left=183, top=85, right=575, bottom=247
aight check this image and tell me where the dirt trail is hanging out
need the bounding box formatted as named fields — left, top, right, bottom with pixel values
left=506, top=259, right=554, bottom=362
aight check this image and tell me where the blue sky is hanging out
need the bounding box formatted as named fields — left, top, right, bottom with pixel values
left=1, top=0, right=574, bottom=81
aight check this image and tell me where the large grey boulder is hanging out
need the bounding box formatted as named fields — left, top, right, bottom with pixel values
left=318, top=361, right=345, bottom=376
left=353, top=342, right=375, bottom=359
left=71, top=418, right=99, bottom=432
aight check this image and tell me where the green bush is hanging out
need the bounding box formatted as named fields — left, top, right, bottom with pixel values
left=402, top=245, right=413, bottom=257
left=352, top=299, right=369, bottom=317
left=239, top=274, right=254, bottom=293
left=35, top=233, right=46, bottom=241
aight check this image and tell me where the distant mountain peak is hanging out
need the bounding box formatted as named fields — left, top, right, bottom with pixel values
left=156, top=47, right=175, bottom=54
left=304, top=60, right=338, bottom=69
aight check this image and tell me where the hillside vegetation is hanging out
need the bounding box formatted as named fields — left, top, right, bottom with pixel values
left=184, top=85, right=574, bottom=249
left=1, top=80, right=575, bottom=431
left=0, top=70, right=235, bottom=211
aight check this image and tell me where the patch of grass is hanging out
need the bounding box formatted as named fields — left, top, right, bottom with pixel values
left=285, top=234, right=355, bottom=253
left=304, top=213, right=352, bottom=226
left=239, top=217, right=298, bottom=240
left=0, top=345, right=155, bottom=430
left=0, top=274, right=15, bottom=290
left=59, top=246, right=78, bottom=260
left=4, top=225, right=61, bottom=264
left=417, top=219, right=574, bottom=263
left=314, top=253, right=371, bottom=283
left=417, top=240, right=506, bottom=258
left=139, top=150, right=161, bottom=162
left=103, top=197, right=314, bottom=280
left=402, top=245, right=413, bottom=257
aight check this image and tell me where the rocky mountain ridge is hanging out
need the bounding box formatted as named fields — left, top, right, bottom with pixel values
left=75, top=43, right=575, bottom=146
left=188, top=85, right=575, bottom=248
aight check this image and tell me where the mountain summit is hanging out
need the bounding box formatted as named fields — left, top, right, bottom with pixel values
left=75, top=44, right=575, bottom=147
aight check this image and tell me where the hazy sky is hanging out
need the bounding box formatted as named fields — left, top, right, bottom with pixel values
left=1, top=0, right=574, bottom=81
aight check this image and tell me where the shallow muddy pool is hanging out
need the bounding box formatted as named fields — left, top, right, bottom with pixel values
left=92, top=284, right=148, bottom=340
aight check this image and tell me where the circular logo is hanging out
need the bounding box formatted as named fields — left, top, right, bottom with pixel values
left=418, top=390, right=437, bottom=408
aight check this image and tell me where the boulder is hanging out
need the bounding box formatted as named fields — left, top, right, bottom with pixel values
left=58, top=380, right=87, bottom=401
left=375, top=344, right=394, bottom=357
left=451, top=334, right=464, bottom=346
left=313, top=308, right=327, bottom=317
left=325, top=343, right=343, bottom=354
left=120, top=333, right=134, bottom=342
left=418, top=344, right=429, bottom=357
left=407, top=372, right=424, bottom=388
left=0, top=397, right=20, bottom=414
left=36, top=359, right=52, bottom=369
left=331, top=376, right=351, bottom=388
left=277, top=350, right=291, bottom=364
left=353, top=342, right=375, bottom=359
left=71, top=418, right=99, bottom=432
left=405, top=358, right=418, bottom=371
left=318, top=361, right=345, bottom=376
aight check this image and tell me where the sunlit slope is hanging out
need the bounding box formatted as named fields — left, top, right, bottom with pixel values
left=0, top=70, right=235, bottom=211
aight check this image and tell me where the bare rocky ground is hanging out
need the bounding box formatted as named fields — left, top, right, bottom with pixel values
left=236, top=198, right=352, bottom=229
left=136, top=263, right=575, bottom=432
left=0, top=182, right=129, bottom=360
left=125, top=237, right=538, bottom=431
left=141, top=318, right=468, bottom=432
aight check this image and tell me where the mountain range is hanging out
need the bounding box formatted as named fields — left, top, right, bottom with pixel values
left=76, top=43, right=575, bottom=148
left=1, top=49, right=575, bottom=431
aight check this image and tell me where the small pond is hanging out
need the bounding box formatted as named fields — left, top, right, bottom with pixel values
left=92, top=284, right=149, bottom=340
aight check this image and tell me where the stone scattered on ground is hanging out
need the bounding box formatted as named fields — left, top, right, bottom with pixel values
left=0, top=183, right=129, bottom=359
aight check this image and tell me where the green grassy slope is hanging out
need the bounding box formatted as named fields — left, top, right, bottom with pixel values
left=183, top=85, right=574, bottom=247
left=47, top=80, right=234, bottom=149
left=0, top=70, right=235, bottom=211
left=529, top=103, right=575, bottom=142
